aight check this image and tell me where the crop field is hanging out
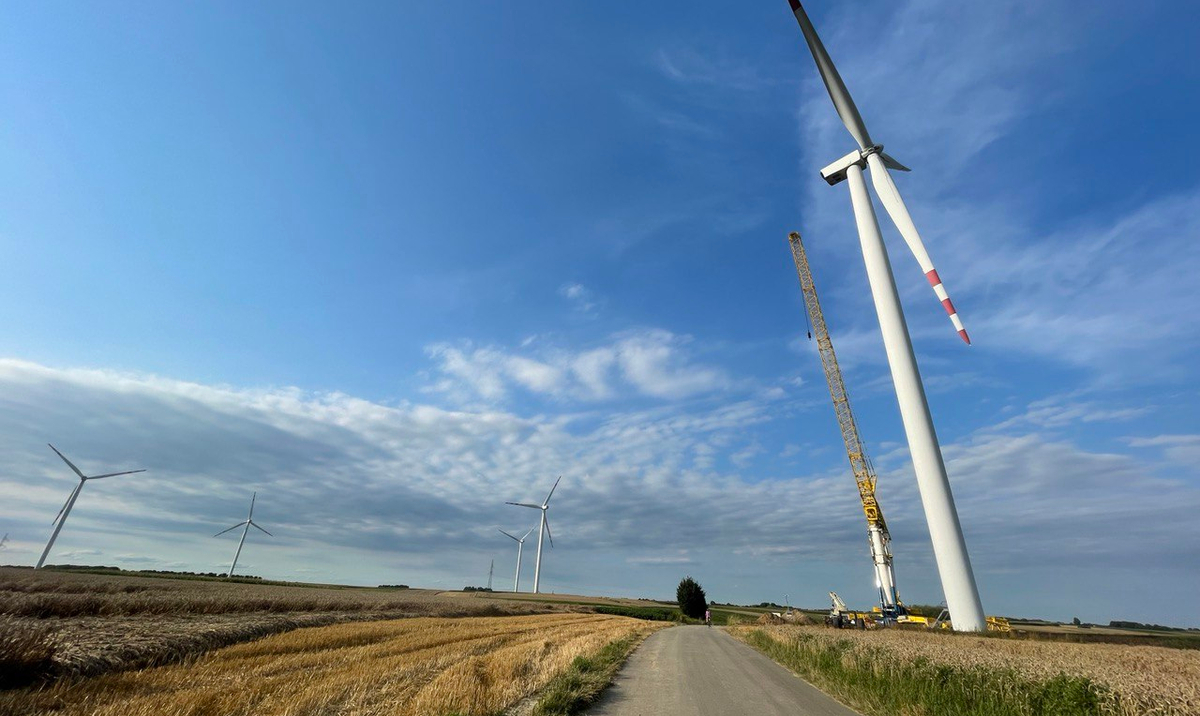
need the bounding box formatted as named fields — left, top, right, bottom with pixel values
left=0, top=567, right=564, bottom=683
left=732, top=624, right=1200, bottom=716
left=1, top=613, right=666, bottom=716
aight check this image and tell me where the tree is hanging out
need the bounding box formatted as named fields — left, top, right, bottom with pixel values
left=1072, top=617, right=1082, bottom=626
left=676, top=576, right=708, bottom=620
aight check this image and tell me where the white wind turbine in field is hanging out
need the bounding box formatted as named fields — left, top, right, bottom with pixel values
left=784, top=0, right=986, bottom=630
left=506, top=476, right=560, bottom=594
left=214, top=492, right=272, bottom=577
left=37, top=444, right=146, bottom=569
left=498, top=525, right=536, bottom=593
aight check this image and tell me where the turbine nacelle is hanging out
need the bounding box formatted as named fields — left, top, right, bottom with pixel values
left=820, top=146, right=909, bottom=186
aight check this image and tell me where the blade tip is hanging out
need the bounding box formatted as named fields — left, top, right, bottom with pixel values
left=958, top=329, right=971, bottom=345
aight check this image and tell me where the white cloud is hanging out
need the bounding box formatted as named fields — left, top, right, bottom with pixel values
left=425, top=329, right=730, bottom=404
left=1126, top=435, right=1200, bottom=467
left=654, top=47, right=773, bottom=94
left=1, top=357, right=1198, bottom=624
left=558, top=282, right=601, bottom=316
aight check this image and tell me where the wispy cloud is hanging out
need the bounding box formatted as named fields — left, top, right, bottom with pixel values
left=2, top=356, right=1197, bottom=623
left=654, top=47, right=775, bottom=94
left=558, top=282, right=601, bottom=317
left=424, top=329, right=731, bottom=404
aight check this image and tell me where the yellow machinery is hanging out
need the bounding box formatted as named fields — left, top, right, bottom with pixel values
left=789, top=232, right=905, bottom=621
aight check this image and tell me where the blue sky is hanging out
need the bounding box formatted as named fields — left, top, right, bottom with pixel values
left=1, top=0, right=1198, bottom=626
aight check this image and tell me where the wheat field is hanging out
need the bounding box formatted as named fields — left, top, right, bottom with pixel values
left=2, top=613, right=666, bottom=716
left=734, top=624, right=1200, bottom=716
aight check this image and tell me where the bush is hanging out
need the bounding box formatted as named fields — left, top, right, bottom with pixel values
left=676, top=576, right=707, bottom=620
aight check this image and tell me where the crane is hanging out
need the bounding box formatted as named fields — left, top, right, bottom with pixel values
left=788, top=231, right=904, bottom=621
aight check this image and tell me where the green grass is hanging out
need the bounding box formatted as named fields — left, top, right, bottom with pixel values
left=592, top=605, right=682, bottom=622
left=740, top=629, right=1114, bottom=716
left=530, top=632, right=650, bottom=715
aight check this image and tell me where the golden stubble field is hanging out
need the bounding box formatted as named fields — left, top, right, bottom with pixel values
left=734, top=624, right=1200, bottom=716
left=0, top=567, right=566, bottom=680
left=2, top=613, right=666, bottom=716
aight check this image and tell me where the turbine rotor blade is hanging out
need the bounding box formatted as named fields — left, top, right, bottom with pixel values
left=498, top=529, right=519, bottom=542
left=214, top=522, right=244, bottom=537
left=544, top=518, right=554, bottom=548
left=865, top=152, right=970, bottom=344
left=880, top=151, right=910, bottom=172
left=48, top=444, right=86, bottom=479
left=543, top=476, right=562, bottom=507
left=249, top=492, right=257, bottom=519
left=250, top=521, right=272, bottom=537
left=53, top=482, right=83, bottom=524
left=88, top=469, right=146, bottom=480
left=506, top=502, right=542, bottom=509
left=787, top=1, right=872, bottom=150
left=521, top=526, right=536, bottom=541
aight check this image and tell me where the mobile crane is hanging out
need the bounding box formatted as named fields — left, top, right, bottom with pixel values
left=788, top=232, right=905, bottom=622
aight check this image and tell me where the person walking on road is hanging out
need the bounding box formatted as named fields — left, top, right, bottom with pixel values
left=704, top=609, right=711, bottom=627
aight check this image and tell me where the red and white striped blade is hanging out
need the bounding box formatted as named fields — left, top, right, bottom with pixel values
left=865, top=153, right=970, bottom=344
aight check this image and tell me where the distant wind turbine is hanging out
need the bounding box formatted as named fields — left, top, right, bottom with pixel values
left=506, top=476, right=561, bottom=594
left=37, top=444, right=146, bottom=569
left=498, top=525, right=536, bottom=593
left=214, top=492, right=272, bottom=577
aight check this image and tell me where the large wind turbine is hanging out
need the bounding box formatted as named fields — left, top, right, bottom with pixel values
left=498, top=525, right=536, bottom=593
left=506, top=476, right=560, bottom=594
left=37, top=444, right=146, bottom=569
left=784, top=1, right=986, bottom=631
left=214, top=492, right=272, bottom=577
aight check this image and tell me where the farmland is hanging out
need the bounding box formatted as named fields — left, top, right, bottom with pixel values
left=0, top=566, right=566, bottom=683
left=731, top=624, right=1200, bottom=716
left=1, top=613, right=666, bottom=716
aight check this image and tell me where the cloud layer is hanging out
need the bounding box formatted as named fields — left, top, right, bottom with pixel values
left=2, top=358, right=1197, bottom=625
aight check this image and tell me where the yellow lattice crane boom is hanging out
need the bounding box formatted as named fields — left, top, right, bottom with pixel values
left=788, top=231, right=904, bottom=619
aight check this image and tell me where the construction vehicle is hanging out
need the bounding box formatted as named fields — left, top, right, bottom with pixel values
left=826, top=591, right=875, bottom=629
left=789, top=232, right=906, bottom=622
left=898, top=607, right=1012, bottom=633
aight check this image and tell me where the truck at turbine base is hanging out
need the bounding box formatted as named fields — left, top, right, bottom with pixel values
left=789, top=232, right=906, bottom=623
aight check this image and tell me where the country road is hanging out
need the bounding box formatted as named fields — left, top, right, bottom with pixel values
left=587, top=625, right=861, bottom=716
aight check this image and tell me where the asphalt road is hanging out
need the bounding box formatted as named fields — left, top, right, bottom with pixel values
left=586, top=625, right=861, bottom=716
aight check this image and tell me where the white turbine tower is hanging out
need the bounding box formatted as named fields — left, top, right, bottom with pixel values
left=214, top=492, right=272, bottom=577
left=784, top=0, right=987, bottom=631
left=506, top=476, right=560, bottom=594
left=498, top=525, right=536, bottom=593
left=37, top=444, right=146, bottom=569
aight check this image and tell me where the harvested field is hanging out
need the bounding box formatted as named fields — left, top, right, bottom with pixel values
left=0, top=567, right=564, bottom=683
left=1, top=613, right=667, bottom=716
left=732, top=624, right=1200, bottom=716
left=0, top=567, right=498, bottom=617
